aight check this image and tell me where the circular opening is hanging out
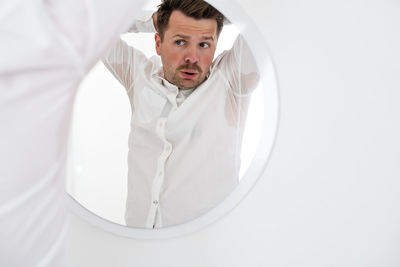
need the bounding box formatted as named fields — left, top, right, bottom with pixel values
left=67, top=0, right=279, bottom=239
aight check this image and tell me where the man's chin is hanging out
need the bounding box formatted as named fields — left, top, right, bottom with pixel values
left=176, top=81, right=195, bottom=90
left=178, top=78, right=205, bottom=90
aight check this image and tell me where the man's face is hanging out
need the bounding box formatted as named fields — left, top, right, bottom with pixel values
left=155, top=10, right=218, bottom=90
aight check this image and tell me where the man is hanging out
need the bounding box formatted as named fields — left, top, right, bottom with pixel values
left=103, top=0, right=259, bottom=229
left=0, top=0, right=147, bottom=266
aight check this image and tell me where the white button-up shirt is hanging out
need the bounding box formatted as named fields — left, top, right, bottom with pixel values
left=0, top=1, right=146, bottom=266
left=103, top=13, right=259, bottom=228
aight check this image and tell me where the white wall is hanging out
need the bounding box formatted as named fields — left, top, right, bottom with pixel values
left=67, top=0, right=400, bottom=266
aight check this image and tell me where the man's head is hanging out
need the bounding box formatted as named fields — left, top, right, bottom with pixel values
left=154, top=0, right=225, bottom=90
left=156, top=0, right=224, bottom=41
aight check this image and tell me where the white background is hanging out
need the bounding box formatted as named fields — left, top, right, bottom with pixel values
left=67, top=0, right=400, bottom=266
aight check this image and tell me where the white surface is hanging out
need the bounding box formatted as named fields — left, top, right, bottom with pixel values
left=0, top=0, right=148, bottom=266
left=67, top=0, right=400, bottom=266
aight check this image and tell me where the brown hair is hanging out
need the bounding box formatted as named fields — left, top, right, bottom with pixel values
left=156, top=0, right=224, bottom=41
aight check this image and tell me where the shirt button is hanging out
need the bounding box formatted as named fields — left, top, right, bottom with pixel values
left=153, top=200, right=159, bottom=205
left=159, top=121, right=165, bottom=128
left=165, top=145, right=172, bottom=151
left=159, top=171, right=163, bottom=176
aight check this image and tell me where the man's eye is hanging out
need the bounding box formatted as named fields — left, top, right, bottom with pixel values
left=176, top=40, right=185, bottom=46
left=199, top=43, right=209, bottom=48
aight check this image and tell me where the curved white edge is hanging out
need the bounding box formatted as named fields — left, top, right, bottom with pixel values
left=68, top=0, right=281, bottom=240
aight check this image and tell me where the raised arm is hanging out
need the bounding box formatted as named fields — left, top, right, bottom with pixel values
left=215, top=34, right=260, bottom=96
left=102, top=11, right=157, bottom=91
left=0, top=1, right=149, bottom=266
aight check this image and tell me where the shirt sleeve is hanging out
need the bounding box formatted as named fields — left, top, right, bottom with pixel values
left=102, top=38, right=148, bottom=92
left=214, top=34, right=260, bottom=96
left=102, top=11, right=155, bottom=91
left=0, top=1, right=148, bottom=266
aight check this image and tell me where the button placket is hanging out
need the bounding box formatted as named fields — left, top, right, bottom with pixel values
left=146, top=117, right=172, bottom=228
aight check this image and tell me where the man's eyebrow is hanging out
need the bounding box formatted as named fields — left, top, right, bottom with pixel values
left=171, top=34, right=215, bottom=42
left=172, top=34, right=190, bottom=39
left=201, top=36, right=215, bottom=41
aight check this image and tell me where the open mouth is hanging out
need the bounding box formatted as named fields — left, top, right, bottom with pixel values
left=181, top=71, right=198, bottom=79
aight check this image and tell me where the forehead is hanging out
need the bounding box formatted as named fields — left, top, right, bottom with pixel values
left=165, top=10, right=217, bottom=38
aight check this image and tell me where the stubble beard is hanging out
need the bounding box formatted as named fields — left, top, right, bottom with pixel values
left=168, top=63, right=206, bottom=90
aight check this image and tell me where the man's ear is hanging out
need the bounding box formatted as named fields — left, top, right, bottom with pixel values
left=155, top=33, right=161, bottom=56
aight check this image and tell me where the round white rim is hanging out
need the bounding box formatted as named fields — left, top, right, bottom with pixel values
left=68, top=0, right=280, bottom=240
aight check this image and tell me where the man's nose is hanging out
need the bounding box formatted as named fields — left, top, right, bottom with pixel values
left=184, top=45, right=199, bottom=63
